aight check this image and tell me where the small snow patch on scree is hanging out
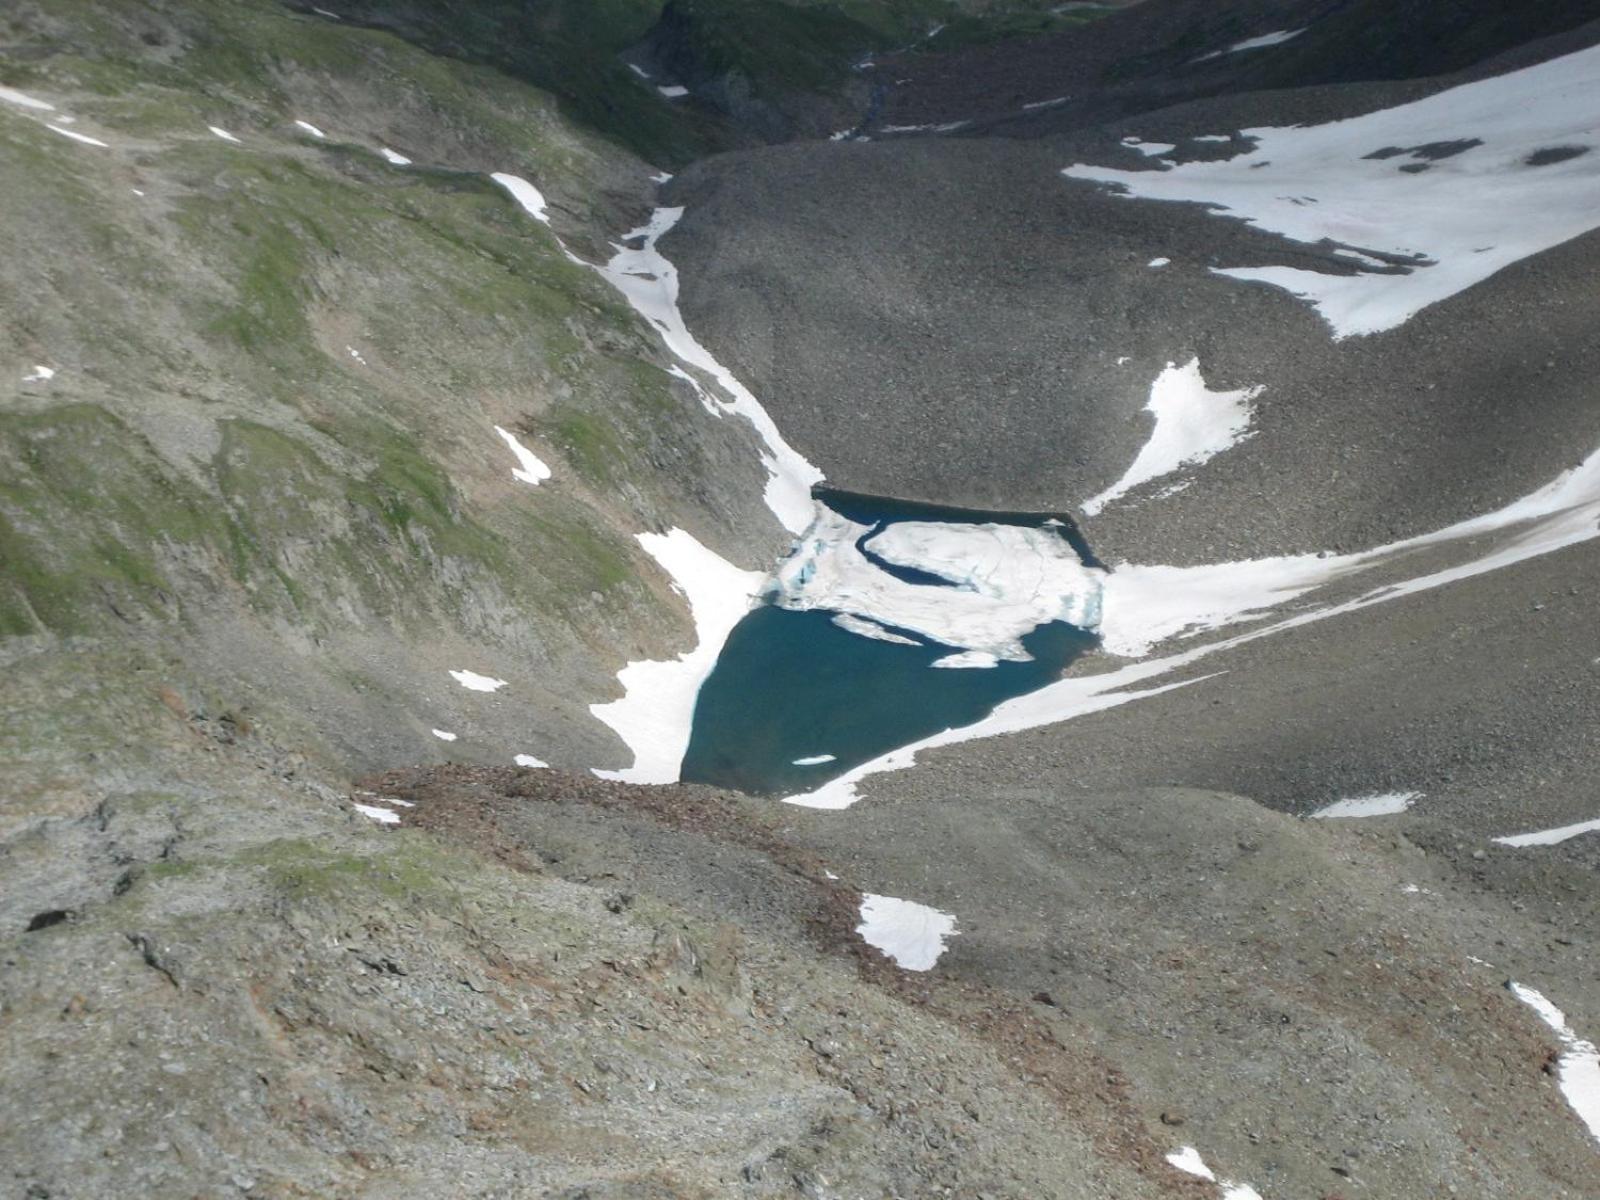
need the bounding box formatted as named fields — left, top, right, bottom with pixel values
left=1066, top=43, right=1600, bottom=337
left=657, top=85, right=689, bottom=99
left=1083, top=358, right=1261, bottom=515
left=294, top=119, right=326, bottom=139
left=1494, top=816, right=1600, bottom=847
left=1194, top=28, right=1305, bottom=62
left=0, top=86, right=54, bottom=111
left=493, top=425, right=551, bottom=486
left=1312, top=791, right=1420, bottom=819
left=431, top=729, right=457, bottom=742
left=856, top=894, right=957, bottom=970
left=513, top=754, right=549, bottom=768
left=21, top=365, right=55, bottom=383
left=1166, top=1146, right=1266, bottom=1199
left=1509, top=982, right=1600, bottom=1147
left=354, top=803, right=400, bottom=825
left=380, top=147, right=411, bottom=165
left=48, top=124, right=107, bottom=147
left=450, top=669, right=507, bottom=693
left=209, top=125, right=241, bottom=143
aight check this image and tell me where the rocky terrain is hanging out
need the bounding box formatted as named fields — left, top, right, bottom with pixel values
left=4, top=1, right=1600, bottom=1197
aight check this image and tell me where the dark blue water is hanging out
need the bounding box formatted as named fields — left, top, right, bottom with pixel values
left=679, top=491, right=1100, bottom=796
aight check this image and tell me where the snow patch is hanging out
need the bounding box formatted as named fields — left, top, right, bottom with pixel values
left=354, top=803, right=400, bottom=825
left=856, top=894, right=957, bottom=971
left=1122, top=137, right=1176, bottom=156
left=1194, top=28, right=1306, bottom=61
left=1494, top=816, right=1600, bottom=847
left=48, top=124, right=107, bottom=147
left=431, top=729, right=457, bottom=741
left=1082, top=358, right=1262, bottom=516
left=21, top=365, right=55, bottom=383
left=0, top=86, right=54, bottom=111
left=209, top=125, right=241, bottom=143
left=346, top=345, right=367, bottom=366
left=792, top=754, right=837, bottom=766
left=1509, top=982, right=1600, bottom=1147
left=513, top=754, right=549, bottom=768
left=491, top=172, right=549, bottom=224
left=591, top=529, right=763, bottom=783
left=1312, top=791, right=1420, bottom=819
left=450, top=669, right=508, bottom=693
left=1165, top=1146, right=1265, bottom=1199
left=1167, top=1147, right=1215, bottom=1181
left=1066, top=44, right=1600, bottom=337
left=294, top=119, right=326, bottom=139
left=657, top=85, right=689, bottom=99
left=379, top=147, right=411, bottom=165
left=1023, top=96, right=1069, bottom=111
left=493, top=425, right=552, bottom=486
left=1148, top=256, right=1171, bottom=267
left=594, top=207, right=822, bottom=532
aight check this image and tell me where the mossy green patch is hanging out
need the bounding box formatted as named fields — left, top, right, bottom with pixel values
left=0, top=405, right=222, bottom=634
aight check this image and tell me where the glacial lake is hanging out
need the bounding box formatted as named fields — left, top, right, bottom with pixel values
left=680, top=489, right=1103, bottom=796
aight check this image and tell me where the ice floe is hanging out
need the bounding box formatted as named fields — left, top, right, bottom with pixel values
left=831, top=613, right=922, bottom=646
left=856, top=894, right=958, bottom=970
left=513, top=754, right=549, bottom=768
left=209, top=125, right=241, bottom=143
left=379, top=147, right=411, bottom=165
left=594, top=207, right=823, bottom=532
left=0, top=86, right=54, bottom=111
left=773, top=506, right=1102, bottom=662
left=591, top=529, right=764, bottom=783
left=490, top=172, right=549, bottom=225
left=493, top=425, right=552, bottom=486
left=1494, top=816, right=1600, bottom=847
left=48, top=124, right=107, bottom=147
left=294, top=119, right=326, bottom=139
left=1082, top=358, right=1262, bottom=516
left=1066, top=43, right=1600, bottom=337
left=931, top=650, right=1001, bottom=669
left=450, top=669, right=508, bottom=693
left=431, top=728, right=458, bottom=741
left=1509, top=982, right=1600, bottom=1147
left=354, top=803, right=400, bottom=824
left=21, top=365, right=55, bottom=383
left=1312, top=791, right=1420, bottom=819
left=793, top=754, right=837, bottom=766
